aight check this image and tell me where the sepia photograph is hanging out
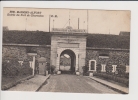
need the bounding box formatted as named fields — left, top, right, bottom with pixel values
left=1, top=7, right=130, bottom=94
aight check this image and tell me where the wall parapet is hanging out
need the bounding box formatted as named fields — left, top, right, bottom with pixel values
left=2, top=43, right=129, bottom=51
left=3, top=43, right=51, bottom=47
left=86, top=47, right=129, bottom=51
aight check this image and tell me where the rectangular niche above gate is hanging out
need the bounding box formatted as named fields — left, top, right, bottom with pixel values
left=58, top=43, right=79, bottom=48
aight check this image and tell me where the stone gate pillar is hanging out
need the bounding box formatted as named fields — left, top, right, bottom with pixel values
left=75, top=53, right=79, bottom=71
left=27, top=53, right=37, bottom=76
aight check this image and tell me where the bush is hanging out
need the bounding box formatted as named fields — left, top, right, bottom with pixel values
left=82, top=66, right=89, bottom=75
left=18, top=67, right=33, bottom=76
left=2, top=60, right=9, bottom=75
left=94, top=72, right=129, bottom=87
left=2, top=59, right=21, bottom=76
left=124, top=73, right=129, bottom=79
left=85, top=71, right=90, bottom=76
left=106, top=64, right=113, bottom=74
left=96, top=64, right=102, bottom=73
left=2, top=59, right=32, bottom=76
left=45, top=63, right=54, bottom=74
left=46, top=63, right=50, bottom=70
left=50, top=65, right=56, bottom=74
left=116, top=65, right=126, bottom=76
left=22, top=60, right=30, bottom=68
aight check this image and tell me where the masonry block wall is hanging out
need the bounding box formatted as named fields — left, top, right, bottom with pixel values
left=31, top=46, right=50, bottom=63
left=2, top=45, right=129, bottom=72
left=86, top=49, right=129, bottom=67
left=2, top=45, right=51, bottom=64
left=2, top=45, right=30, bottom=61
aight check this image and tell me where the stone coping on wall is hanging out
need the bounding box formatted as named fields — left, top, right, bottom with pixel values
left=86, top=47, right=129, bottom=51
left=2, top=43, right=129, bottom=51
left=2, top=43, right=51, bottom=47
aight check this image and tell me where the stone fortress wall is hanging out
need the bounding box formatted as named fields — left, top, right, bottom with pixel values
left=2, top=44, right=129, bottom=72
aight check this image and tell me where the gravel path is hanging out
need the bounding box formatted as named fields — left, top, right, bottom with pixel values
left=39, top=74, right=119, bottom=94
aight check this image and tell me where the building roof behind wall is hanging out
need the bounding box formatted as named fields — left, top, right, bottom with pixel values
left=87, top=34, right=130, bottom=49
left=119, top=31, right=130, bottom=36
left=3, top=30, right=51, bottom=45
left=3, top=30, right=130, bottom=49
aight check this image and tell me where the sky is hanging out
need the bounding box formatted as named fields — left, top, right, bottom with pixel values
left=3, top=7, right=130, bottom=35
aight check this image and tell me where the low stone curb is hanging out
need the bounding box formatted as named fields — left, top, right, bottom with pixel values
left=2, top=75, right=34, bottom=90
left=89, top=77, right=129, bottom=94
left=36, top=74, right=51, bottom=92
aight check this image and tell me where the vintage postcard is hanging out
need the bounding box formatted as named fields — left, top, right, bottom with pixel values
left=1, top=7, right=130, bottom=94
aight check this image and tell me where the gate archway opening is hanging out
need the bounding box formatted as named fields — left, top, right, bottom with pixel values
left=59, top=49, right=76, bottom=74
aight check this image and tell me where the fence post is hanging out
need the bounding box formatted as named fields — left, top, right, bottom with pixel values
left=101, top=64, right=106, bottom=72
left=112, top=65, right=117, bottom=72
left=126, top=65, right=129, bottom=73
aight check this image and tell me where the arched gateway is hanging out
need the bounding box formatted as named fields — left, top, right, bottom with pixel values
left=50, top=26, right=87, bottom=74
left=59, top=49, right=76, bottom=74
